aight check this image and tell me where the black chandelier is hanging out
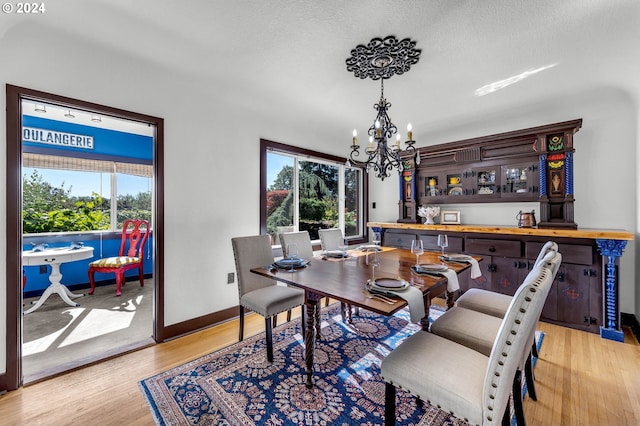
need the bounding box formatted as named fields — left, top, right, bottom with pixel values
left=345, top=36, right=421, bottom=180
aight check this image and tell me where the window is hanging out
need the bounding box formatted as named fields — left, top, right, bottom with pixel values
left=260, top=139, right=368, bottom=245
left=21, top=100, right=153, bottom=233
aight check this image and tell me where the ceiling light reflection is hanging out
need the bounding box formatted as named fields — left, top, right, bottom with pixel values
left=475, top=64, right=557, bottom=96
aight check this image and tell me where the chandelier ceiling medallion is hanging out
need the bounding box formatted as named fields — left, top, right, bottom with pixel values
left=346, top=35, right=421, bottom=180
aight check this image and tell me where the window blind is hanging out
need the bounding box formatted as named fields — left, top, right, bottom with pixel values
left=23, top=153, right=152, bottom=177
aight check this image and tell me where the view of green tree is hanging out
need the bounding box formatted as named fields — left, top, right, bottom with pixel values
left=266, top=160, right=341, bottom=240
left=22, top=170, right=151, bottom=233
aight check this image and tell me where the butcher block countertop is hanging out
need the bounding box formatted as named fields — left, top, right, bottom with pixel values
left=367, top=222, right=634, bottom=241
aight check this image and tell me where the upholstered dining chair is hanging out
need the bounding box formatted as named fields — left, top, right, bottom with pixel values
left=455, top=241, right=558, bottom=317
left=279, top=230, right=314, bottom=260
left=279, top=230, right=327, bottom=333
left=318, top=228, right=344, bottom=253
left=381, top=262, right=555, bottom=426
left=232, top=234, right=306, bottom=362
left=429, top=250, right=562, bottom=426
left=318, top=228, right=358, bottom=318
left=88, top=219, right=149, bottom=296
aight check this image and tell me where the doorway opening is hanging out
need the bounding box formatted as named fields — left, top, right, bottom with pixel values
left=4, top=85, right=165, bottom=390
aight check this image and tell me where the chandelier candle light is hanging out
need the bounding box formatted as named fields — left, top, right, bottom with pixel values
left=346, top=36, right=422, bottom=180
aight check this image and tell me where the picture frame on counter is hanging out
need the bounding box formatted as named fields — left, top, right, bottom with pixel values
left=441, top=210, right=461, bottom=225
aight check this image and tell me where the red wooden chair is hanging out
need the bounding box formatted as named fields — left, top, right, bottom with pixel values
left=88, top=219, right=149, bottom=296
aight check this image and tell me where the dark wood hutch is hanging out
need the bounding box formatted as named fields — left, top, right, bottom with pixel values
left=398, top=119, right=582, bottom=229
left=377, top=119, right=632, bottom=341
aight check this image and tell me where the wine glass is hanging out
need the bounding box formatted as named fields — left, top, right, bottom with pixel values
left=372, top=231, right=381, bottom=247
left=437, top=234, right=449, bottom=259
left=367, top=250, right=380, bottom=283
left=286, top=243, right=298, bottom=272
left=411, top=239, right=424, bottom=267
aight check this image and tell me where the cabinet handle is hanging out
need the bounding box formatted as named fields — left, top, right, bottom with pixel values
left=584, top=269, right=597, bottom=277
left=488, top=246, right=496, bottom=253
left=487, top=264, right=497, bottom=273
left=557, top=272, right=565, bottom=282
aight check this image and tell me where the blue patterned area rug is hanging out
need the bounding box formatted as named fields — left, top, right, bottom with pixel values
left=140, top=305, right=542, bottom=425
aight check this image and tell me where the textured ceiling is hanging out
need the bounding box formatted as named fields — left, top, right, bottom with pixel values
left=3, top=0, right=640, bottom=144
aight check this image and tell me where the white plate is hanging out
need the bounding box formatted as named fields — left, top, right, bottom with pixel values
left=358, top=244, right=381, bottom=251
left=417, top=263, right=447, bottom=271
left=325, top=250, right=348, bottom=258
left=371, top=278, right=408, bottom=289
left=443, top=254, right=473, bottom=261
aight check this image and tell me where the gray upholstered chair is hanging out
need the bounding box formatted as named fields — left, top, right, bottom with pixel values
left=318, top=228, right=358, bottom=319
left=231, top=235, right=306, bottom=362
left=454, top=241, right=559, bottom=389
left=456, top=241, right=558, bottom=317
left=381, top=261, right=555, bottom=426
left=318, top=228, right=344, bottom=252
left=279, top=230, right=325, bottom=333
left=429, top=250, right=562, bottom=425
left=279, top=230, right=314, bottom=260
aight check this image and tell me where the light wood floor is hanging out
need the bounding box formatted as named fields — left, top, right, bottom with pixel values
left=0, top=303, right=639, bottom=426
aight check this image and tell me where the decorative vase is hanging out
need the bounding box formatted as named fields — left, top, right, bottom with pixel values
left=424, top=216, right=435, bottom=225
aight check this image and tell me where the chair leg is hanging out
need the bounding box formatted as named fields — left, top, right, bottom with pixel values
left=512, top=369, right=526, bottom=426
left=502, top=401, right=511, bottom=426
left=301, top=305, right=306, bottom=334
left=115, top=271, right=125, bottom=296
left=238, top=306, right=245, bottom=341
left=138, top=264, right=145, bottom=287
left=524, top=352, right=537, bottom=401
left=87, top=268, right=96, bottom=295
left=286, top=310, right=292, bottom=322
left=272, top=315, right=278, bottom=328
left=531, top=340, right=539, bottom=358
left=325, top=297, right=329, bottom=307
left=384, top=382, right=396, bottom=426
left=265, top=317, right=274, bottom=362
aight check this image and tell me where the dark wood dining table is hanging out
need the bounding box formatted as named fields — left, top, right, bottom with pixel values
left=251, top=246, right=478, bottom=388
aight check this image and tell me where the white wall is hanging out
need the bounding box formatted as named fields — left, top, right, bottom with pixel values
left=0, top=22, right=637, bottom=378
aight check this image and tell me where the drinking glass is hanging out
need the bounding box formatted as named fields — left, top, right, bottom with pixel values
left=437, top=234, right=449, bottom=258
left=286, top=243, right=298, bottom=272
left=411, top=239, right=424, bottom=267
left=372, top=231, right=381, bottom=247
left=367, top=250, right=380, bottom=283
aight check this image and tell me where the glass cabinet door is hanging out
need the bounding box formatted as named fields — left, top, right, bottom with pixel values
left=501, top=162, right=539, bottom=198
left=472, top=168, right=499, bottom=197
left=445, top=172, right=464, bottom=197
left=423, top=174, right=443, bottom=199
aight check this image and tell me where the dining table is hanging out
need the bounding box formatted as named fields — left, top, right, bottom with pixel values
left=251, top=246, right=480, bottom=388
left=22, top=245, right=95, bottom=314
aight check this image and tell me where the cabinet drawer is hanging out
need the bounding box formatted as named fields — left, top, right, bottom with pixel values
left=465, top=238, right=521, bottom=257
left=419, top=235, right=463, bottom=252
left=383, top=232, right=416, bottom=249
left=525, top=242, right=594, bottom=265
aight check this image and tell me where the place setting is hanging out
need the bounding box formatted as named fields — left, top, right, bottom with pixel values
left=270, top=243, right=308, bottom=272
left=321, top=237, right=352, bottom=261
left=435, top=236, right=482, bottom=279
left=409, top=238, right=461, bottom=293
left=364, top=250, right=425, bottom=323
